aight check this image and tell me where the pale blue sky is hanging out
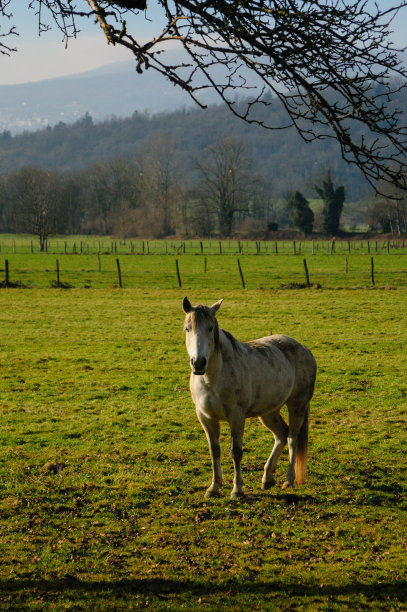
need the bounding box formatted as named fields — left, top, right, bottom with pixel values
left=0, top=1, right=406, bottom=85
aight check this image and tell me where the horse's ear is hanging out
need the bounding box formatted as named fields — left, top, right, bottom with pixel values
left=210, top=299, right=223, bottom=315
left=183, top=296, right=193, bottom=313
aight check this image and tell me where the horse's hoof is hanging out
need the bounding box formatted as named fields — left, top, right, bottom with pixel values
left=282, top=481, right=294, bottom=490
left=204, top=488, right=221, bottom=499
left=230, top=489, right=245, bottom=499
left=262, top=478, right=276, bottom=490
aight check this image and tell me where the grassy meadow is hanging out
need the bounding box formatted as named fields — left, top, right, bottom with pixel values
left=0, top=234, right=406, bottom=290
left=0, top=237, right=406, bottom=609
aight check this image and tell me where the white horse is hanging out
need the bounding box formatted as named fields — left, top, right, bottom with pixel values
left=183, top=297, right=317, bottom=499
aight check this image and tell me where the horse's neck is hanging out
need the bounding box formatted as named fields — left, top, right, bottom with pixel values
left=207, top=329, right=239, bottom=379
left=205, top=346, right=223, bottom=383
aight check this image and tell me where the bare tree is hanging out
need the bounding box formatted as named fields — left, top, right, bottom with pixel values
left=2, top=1, right=407, bottom=193
left=137, top=133, right=183, bottom=236
left=196, top=137, right=256, bottom=236
left=368, top=179, right=407, bottom=234
left=9, top=166, right=62, bottom=250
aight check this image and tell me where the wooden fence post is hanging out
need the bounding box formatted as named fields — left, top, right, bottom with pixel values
left=204, top=257, right=207, bottom=273
left=345, top=255, right=348, bottom=274
left=303, top=259, right=310, bottom=287
left=116, top=258, right=122, bottom=288
left=237, top=259, right=245, bottom=289
left=5, top=259, right=9, bottom=285
left=176, top=259, right=182, bottom=288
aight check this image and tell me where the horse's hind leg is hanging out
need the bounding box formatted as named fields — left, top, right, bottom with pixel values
left=283, top=401, right=309, bottom=489
left=259, top=412, right=289, bottom=489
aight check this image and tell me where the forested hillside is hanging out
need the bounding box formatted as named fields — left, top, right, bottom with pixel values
left=1, top=87, right=406, bottom=240
left=1, top=92, right=391, bottom=201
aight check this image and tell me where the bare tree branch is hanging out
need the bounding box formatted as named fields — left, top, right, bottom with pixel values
left=2, top=1, right=407, bottom=193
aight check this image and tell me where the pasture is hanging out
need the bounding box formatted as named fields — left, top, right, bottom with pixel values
left=0, top=234, right=407, bottom=290
left=0, top=254, right=406, bottom=608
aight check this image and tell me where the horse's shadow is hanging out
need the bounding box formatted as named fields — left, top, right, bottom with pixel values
left=189, top=485, right=316, bottom=505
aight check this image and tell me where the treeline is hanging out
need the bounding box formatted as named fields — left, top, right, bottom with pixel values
left=0, top=135, right=289, bottom=247
left=1, top=131, right=405, bottom=249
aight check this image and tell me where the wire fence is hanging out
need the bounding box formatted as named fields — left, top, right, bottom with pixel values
left=1, top=249, right=407, bottom=290
left=0, top=236, right=406, bottom=256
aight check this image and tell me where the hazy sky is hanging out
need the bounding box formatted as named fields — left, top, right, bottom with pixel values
left=1, top=1, right=406, bottom=85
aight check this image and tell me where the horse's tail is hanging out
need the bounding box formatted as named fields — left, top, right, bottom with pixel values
left=294, top=403, right=309, bottom=485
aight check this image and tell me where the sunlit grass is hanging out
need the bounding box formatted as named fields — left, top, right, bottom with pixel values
left=0, top=288, right=406, bottom=609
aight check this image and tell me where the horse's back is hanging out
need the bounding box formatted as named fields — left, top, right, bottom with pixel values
left=266, top=334, right=317, bottom=402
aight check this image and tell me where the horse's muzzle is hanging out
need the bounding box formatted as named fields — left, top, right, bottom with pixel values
left=191, top=356, right=207, bottom=375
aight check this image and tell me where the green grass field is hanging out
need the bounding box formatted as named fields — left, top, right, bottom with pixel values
left=0, top=243, right=406, bottom=608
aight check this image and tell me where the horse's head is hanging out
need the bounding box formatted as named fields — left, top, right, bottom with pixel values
left=182, top=296, right=223, bottom=375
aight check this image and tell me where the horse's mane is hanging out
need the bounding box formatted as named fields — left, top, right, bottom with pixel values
left=221, top=329, right=240, bottom=354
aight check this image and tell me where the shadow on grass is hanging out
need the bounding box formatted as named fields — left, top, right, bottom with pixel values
left=1, top=577, right=406, bottom=602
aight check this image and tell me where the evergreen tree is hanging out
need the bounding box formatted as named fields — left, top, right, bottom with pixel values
left=288, top=191, right=314, bottom=236
left=316, top=171, right=345, bottom=235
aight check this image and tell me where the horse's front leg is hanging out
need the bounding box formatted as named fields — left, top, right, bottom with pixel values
left=229, top=415, right=245, bottom=499
left=197, top=412, right=222, bottom=498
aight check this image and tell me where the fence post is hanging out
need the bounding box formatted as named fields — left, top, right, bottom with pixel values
left=237, top=259, right=245, bottom=289
left=303, top=258, right=310, bottom=287
left=345, top=255, right=348, bottom=274
left=175, top=259, right=182, bottom=288
left=5, top=259, right=9, bottom=285
left=204, top=257, right=207, bottom=273
left=116, top=258, right=122, bottom=288
left=293, top=240, right=296, bottom=255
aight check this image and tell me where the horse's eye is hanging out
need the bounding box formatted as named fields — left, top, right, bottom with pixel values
left=185, top=326, right=191, bottom=333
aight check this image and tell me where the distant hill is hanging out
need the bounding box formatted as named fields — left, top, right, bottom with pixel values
left=0, top=69, right=406, bottom=200
left=0, top=58, right=218, bottom=134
